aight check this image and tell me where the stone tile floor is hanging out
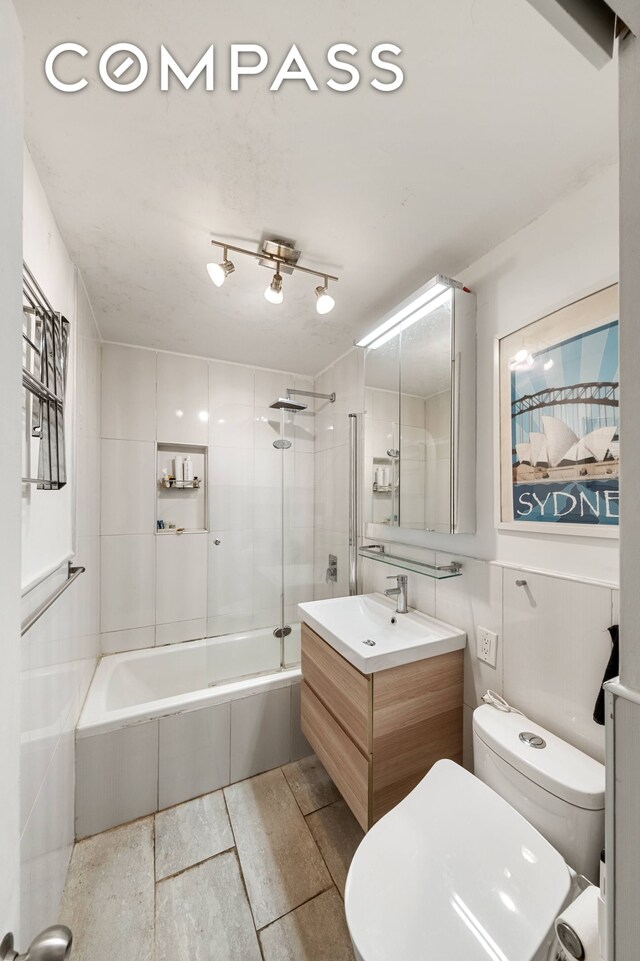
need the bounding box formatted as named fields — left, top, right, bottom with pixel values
left=60, top=755, right=364, bottom=961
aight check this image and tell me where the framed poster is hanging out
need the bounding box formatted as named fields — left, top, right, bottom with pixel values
left=498, top=284, right=619, bottom=536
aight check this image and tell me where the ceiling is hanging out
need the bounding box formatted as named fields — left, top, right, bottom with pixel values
left=18, top=0, right=618, bottom=375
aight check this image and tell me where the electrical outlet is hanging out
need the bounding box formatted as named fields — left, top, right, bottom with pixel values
left=476, top=627, right=498, bottom=668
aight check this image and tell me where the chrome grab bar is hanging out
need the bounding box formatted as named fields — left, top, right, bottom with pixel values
left=21, top=562, right=86, bottom=636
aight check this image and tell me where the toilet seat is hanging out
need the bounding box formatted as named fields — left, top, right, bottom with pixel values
left=344, top=760, right=571, bottom=961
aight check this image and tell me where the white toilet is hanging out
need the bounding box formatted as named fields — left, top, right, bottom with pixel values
left=344, top=704, right=605, bottom=961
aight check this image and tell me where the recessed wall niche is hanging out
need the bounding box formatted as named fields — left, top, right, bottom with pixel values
left=156, top=443, right=207, bottom=533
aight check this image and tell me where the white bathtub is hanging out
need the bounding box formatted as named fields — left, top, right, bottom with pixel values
left=75, top=625, right=307, bottom=838
left=78, top=624, right=302, bottom=737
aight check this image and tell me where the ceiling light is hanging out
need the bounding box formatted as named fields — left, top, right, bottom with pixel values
left=207, top=247, right=235, bottom=287
left=265, top=270, right=284, bottom=304
left=208, top=236, right=338, bottom=310
left=315, top=278, right=335, bottom=315
left=355, top=276, right=457, bottom=349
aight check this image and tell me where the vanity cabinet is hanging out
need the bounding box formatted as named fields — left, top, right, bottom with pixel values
left=300, top=622, right=463, bottom=831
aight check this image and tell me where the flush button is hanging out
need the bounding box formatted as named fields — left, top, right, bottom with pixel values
left=519, top=731, right=547, bottom=749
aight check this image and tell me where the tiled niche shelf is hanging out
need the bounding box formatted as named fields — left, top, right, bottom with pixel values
left=359, top=546, right=462, bottom=580
left=156, top=443, right=207, bottom=534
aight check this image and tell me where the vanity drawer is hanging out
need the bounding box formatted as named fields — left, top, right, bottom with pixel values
left=301, top=681, right=370, bottom=831
left=301, top=622, right=371, bottom=755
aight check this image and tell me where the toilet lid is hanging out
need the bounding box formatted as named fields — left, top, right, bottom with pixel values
left=344, top=760, right=571, bottom=961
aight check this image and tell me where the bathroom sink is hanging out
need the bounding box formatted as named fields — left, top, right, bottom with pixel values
left=298, top=593, right=466, bottom=673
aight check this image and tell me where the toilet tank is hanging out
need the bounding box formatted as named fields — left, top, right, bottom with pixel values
left=473, top=705, right=605, bottom=883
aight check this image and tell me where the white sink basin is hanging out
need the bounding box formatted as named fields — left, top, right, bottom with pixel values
left=298, top=593, right=466, bottom=674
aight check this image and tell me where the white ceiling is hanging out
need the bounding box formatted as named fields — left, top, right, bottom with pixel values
left=18, top=0, right=618, bottom=375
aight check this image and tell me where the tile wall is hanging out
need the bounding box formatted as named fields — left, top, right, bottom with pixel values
left=361, top=547, right=617, bottom=768
left=74, top=679, right=309, bottom=838
left=313, top=349, right=365, bottom=600
left=19, top=276, right=102, bottom=943
left=100, top=345, right=316, bottom=653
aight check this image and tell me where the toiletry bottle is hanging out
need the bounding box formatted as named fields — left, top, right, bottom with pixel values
left=173, top=455, right=184, bottom=483
left=184, top=455, right=194, bottom=482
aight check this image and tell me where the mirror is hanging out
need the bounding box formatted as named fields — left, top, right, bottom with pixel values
left=363, top=337, right=400, bottom=527
left=363, top=284, right=476, bottom=534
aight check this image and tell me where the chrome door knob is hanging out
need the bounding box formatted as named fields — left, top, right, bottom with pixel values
left=1, top=926, right=72, bottom=961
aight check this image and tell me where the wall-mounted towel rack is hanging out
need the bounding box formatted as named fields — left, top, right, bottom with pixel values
left=21, top=562, right=86, bottom=636
left=22, top=262, right=70, bottom=490
left=359, top=545, right=463, bottom=580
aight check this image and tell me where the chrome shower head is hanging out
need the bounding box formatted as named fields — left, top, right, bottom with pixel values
left=269, top=397, right=308, bottom=411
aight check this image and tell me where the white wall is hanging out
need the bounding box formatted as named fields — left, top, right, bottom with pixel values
left=361, top=549, right=615, bottom=771
left=365, top=165, right=620, bottom=586
left=19, top=156, right=102, bottom=942
left=100, top=344, right=315, bottom=654
left=0, top=0, right=23, bottom=936
left=355, top=167, right=620, bottom=786
left=21, top=153, right=77, bottom=589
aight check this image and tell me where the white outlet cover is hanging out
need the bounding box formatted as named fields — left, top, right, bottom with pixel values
left=476, top=627, right=498, bottom=668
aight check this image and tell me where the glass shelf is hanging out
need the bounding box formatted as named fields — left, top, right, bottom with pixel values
left=359, top=547, right=462, bottom=580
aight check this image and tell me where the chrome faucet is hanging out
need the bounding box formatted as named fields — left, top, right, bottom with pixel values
left=385, top=574, right=408, bottom=614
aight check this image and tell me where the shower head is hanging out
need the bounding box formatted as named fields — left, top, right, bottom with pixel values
left=270, top=397, right=308, bottom=411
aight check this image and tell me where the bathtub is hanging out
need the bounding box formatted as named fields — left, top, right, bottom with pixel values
left=75, top=625, right=307, bottom=838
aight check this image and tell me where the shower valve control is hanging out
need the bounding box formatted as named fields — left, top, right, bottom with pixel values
left=476, top=627, right=498, bottom=668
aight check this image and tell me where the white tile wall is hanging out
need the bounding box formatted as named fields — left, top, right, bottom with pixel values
left=209, top=447, right=254, bottom=531
left=100, top=346, right=317, bottom=652
left=435, top=554, right=503, bottom=711
left=210, top=360, right=254, bottom=407
left=75, top=722, right=159, bottom=838
left=74, top=684, right=307, bottom=836
left=155, top=532, right=208, bottom=626
left=361, top=544, right=616, bottom=770
left=101, top=534, right=156, bottom=633
left=20, top=275, right=102, bottom=941
left=230, top=687, right=292, bottom=781
left=101, top=625, right=156, bottom=655
left=291, top=683, right=313, bottom=761
left=502, top=569, right=611, bottom=763
left=158, top=703, right=231, bottom=807
left=156, top=618, right=207, bottom=647
left=313, top=349, right=365, bottom=602
left=100, top=439, right=155, bottom=535
left=101, top=344, right=156, bottom=441
left=157, top=353, right=209, bottom=445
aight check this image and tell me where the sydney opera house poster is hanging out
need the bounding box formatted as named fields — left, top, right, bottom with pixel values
left=499, top=285, right=619, bottom=533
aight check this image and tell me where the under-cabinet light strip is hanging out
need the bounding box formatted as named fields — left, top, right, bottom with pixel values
left=355, top=273, right=465, bottom=350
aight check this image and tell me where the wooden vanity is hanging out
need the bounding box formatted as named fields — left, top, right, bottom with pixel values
left=301, top=621, right=464, bottom=831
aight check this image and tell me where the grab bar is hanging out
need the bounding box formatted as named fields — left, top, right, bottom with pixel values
left=21, top=562, right=86, bottom=636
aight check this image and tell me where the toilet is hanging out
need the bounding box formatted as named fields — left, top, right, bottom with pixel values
left=344, top=705, right=605, bottom=961
left=473, top=704, right=605, bottom=882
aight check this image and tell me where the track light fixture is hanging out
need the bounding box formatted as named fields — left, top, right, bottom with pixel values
left=207, top=236, right=338, bottom=312
left=206, top=246, right=235, bottom=287
left=265, top=269, right=284, bottom=305
left=315, top=278, right=335, bottom=315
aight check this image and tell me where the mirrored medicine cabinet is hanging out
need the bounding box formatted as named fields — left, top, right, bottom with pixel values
left=361, top=278, right=476, bottom=535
